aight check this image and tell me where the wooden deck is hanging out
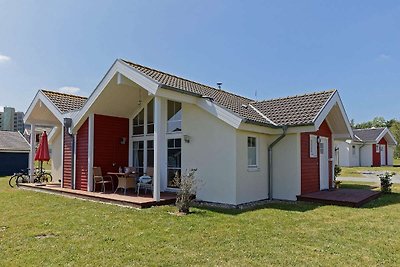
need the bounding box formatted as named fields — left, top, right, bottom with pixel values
left=20, top=183, right=176, bottom=208
left=297, top=189, right=382, bottom=207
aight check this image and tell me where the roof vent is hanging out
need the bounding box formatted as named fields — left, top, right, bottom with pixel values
left=216, top=82, right=222, bottom=89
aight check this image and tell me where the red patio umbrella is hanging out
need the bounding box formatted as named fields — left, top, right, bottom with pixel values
left=35, top=131, right=50, bottom=173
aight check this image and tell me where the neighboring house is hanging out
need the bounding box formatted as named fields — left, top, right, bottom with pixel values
left=0, top=131, right=30, bottom=176
left=24, top=59, right=352, bottom=205
left=335, top=127, right=397, bottom=167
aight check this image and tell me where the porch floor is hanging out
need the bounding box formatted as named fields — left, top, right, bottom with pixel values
left=19, top=183, right=176, bottom=208
left=297, top=188, right=382, bottom=207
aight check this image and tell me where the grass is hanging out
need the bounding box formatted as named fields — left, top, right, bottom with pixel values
left=395, top=158, right=400, bottom=165
left=1, top=178, right=400, bottom=266
left=340, top=165, right=400, bottom=178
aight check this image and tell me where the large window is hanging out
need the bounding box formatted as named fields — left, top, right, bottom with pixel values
left=167, top=100, right=182, bottom=133
left=248, top=137, right=257, bottom=167
left=147, top=140, right=154, bottom=168
left=132, top=109, right=144, bottom=135
left=132, top=141, right=144, bottom=174
left=167, top=138, right=181, bottom=188
left=147, top=99, right=154, bottom=134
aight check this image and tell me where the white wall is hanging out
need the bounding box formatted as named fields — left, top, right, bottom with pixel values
left=235, top=130, right=270, bottom=204
left=349, top=144, right=360, bottom=167
left=271, top=133, right=301, bottom=201
left=335, top=141, right=350, bottom=167
left=50, top=130, right=62, bottom=182
left=388, top=146, right=395, bottom=166
left=360, top=145, right=373, bottom=167
left=182, top=103, right=237, bottom=205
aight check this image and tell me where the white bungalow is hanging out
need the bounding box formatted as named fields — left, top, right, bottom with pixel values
left=24, top=59, right=353, bottom=206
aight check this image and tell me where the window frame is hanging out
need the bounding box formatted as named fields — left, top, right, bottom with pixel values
left=247, top=136, right=258, bottom=169
left=309, top=135, right=318, bottom=158
left=167, top=100, right=182, bottom=133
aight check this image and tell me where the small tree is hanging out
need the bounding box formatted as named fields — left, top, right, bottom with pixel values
left=333, top=165, right=342, bottom=189
left=173, top=169, right=199, bottom=214
left=378, top=172, right=395, bottom=193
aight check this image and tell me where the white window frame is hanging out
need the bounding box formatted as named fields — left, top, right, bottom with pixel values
left=247, top=136, right=258, bottom=169
left=376, top=144, right=380, bottom=153
left=310, top=135, right=318, bottom=158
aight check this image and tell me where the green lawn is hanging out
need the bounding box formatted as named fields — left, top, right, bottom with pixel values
left=395, top=158, right=400, bottom=165
left=1, top=177, right=400, bottom=266
left=340, top=165, right=399, bottom=178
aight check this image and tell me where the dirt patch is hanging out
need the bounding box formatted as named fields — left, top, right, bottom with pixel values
left=34, top=233, right=57, bottom=239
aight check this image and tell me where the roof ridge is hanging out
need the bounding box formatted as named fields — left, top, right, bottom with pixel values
left=41, top=89, right=88, bottom=99
left=121, top=59, right=254, bottom=102
left=251, top=89, right=337, bottom=104
left=353, top=127, right=386, bottom=131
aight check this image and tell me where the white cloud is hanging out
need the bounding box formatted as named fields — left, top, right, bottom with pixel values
left=0, top=54, right=11, bottom=63
left=57, top=86, right=81, bottom=94
left=377, top=54, right=391, bottom=61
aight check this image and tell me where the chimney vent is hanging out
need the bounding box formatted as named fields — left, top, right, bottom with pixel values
left=216, top=82, right=222, bottom=89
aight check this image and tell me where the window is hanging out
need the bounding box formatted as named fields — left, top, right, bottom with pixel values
left=147, top=99, right=154, bottom=134
left=248, top=137, right=257, bottom=167
left=147, top=140, right=154, bottom=168
left=132, top=141, right=144, bottom=174
left=167, top=138, right=181, bottom=188
left=310, top=135, right=318, bottom=158
left=376, top=145, right=380, bottom=153
left=167, top=100, right=182, bottom=133
left=132, top=109, right=144, bottom=135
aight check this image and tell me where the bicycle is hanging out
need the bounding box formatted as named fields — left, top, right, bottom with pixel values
left=34, top=168, right=53, bottom=183
left=9, top=169, right=30, bottom=188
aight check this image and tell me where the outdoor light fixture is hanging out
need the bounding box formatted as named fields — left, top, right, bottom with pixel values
left=184, top=135, right=191, bottom=143
left=120, top=137, right=126, bottom=145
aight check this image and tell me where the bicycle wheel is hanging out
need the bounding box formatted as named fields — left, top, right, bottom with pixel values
left=9, top=175, right=17, bottom=188
left=16, top=175, right=28, bottom=187
left=40, top=173, right=53, bottom=183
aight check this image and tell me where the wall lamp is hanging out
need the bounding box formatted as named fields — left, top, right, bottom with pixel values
left=184, top=135, right=191, bottom=143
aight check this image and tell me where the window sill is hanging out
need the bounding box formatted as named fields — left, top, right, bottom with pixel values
left=247, top=167, right=260, bottom=172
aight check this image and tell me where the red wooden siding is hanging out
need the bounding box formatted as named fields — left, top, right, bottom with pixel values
left=63, top=128, right=73, bottom=188
left=94, top=115, right=129, bottom=187
left=373, top=138, right=388, bottom=166
left=301, top=120, right=333, bottom=194
left=75, top=119, right=89, bottom=190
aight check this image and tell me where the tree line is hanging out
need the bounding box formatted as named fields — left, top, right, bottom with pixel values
left=351, top=117, right=400, bottom=158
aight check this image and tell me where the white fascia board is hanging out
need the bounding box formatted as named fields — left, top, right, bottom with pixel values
left=197, top=98, right=243, bottom=129
left=0, top=150, right=30, bottom=153
left=313, top=91, right=353, bottom=139
left=24, top=91, right=64, bottom=125
left=72, top=60, right=160, bottom=132
left=376, top=128, right=398, bottom=145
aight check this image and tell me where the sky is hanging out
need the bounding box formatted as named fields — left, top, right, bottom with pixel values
left=0, top=0, right=399, bottom=123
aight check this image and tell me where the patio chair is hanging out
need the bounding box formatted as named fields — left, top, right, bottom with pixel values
left=137, top=167, right=153, bottom=196
left=93, top=167, right=114, bottom=193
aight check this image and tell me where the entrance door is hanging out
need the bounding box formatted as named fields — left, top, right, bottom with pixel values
left=380, top=145, right=386, bottom=166
left=319, top=137, right=329, bottom=190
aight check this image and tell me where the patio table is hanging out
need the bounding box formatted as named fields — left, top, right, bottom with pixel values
left=108, top=172, right=137, bottom=195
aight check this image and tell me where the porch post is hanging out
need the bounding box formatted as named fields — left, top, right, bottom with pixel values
left=29, top=124, right=36, bottom=182
left=87, top=114, right=94, bottom=191
left=153, top=96, right=161, bottom=201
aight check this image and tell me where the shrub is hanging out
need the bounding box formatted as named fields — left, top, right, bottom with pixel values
left=173, top=169, right=199, bottom=214
left=334, top=165, right=342, bottom=178
left=378, top=172, right=395, bottom=193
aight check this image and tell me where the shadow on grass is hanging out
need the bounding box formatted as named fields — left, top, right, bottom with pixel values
left=193, top=200, right=321, bottom=215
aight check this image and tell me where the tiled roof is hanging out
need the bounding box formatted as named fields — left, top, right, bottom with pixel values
left=0, top=131, right=30, bottom=152
left=353, top=128, right=386, bottom=142
left=122, top=59, right=337, bottom=127
left=122, top=60, right=269, bottom=125
left=250, top=90, right=336, bottom=126
left=41, top=90, right=87, bottom=114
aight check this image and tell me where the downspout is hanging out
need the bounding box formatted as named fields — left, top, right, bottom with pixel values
left=268, top=125, right=288, bottom=200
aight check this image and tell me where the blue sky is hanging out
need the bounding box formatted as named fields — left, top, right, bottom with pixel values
left=0, top=0, right=399, bottom=123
